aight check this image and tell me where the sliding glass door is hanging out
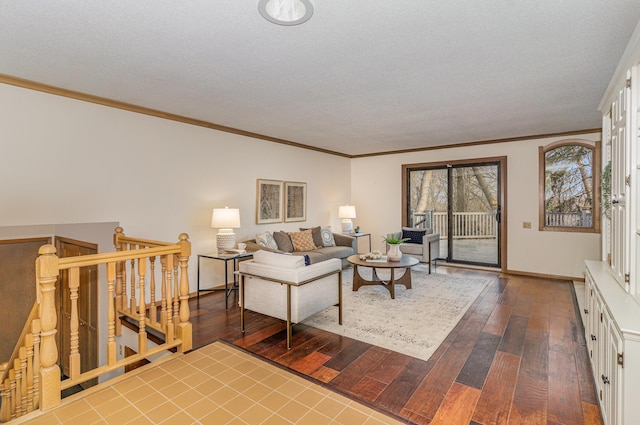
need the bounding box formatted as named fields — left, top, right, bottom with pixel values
left=404, top=159, right=503, bottom=268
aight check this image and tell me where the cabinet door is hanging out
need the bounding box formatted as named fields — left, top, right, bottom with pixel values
left=610, top=76, right=631, bottom=290
left=632, top=64, right=639, bottom=297
left=585, top=273, right=596, bottom=363
left=595, top=308, right=621, bottom=425
left=605, top=316, right=622, bottom=425
left=594, top=291, right=605, bottom=390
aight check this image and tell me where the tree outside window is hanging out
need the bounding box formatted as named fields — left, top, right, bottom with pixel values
left=539, top=139, right=600, bottom=233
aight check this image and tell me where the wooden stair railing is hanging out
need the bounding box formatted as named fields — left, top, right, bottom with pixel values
left=0, top=304, right=40, bottom=422
left=0, top=228, right=191, bottom=423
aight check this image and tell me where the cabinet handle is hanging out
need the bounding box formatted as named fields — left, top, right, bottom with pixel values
left=602, top=374, right=610, bottom=385
left=591, top=334, right=597, bottom=341
left=584, top=308, right=589, bottom=314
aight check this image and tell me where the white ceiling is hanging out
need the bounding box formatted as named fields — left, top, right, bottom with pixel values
left=1, top=1, right=639, bottom=156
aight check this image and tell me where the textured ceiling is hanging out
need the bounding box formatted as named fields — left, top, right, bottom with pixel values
left=1, top=1, right=639, bottom=156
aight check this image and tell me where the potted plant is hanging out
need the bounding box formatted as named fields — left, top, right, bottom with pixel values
left=382, top=234, right=410, bottom=261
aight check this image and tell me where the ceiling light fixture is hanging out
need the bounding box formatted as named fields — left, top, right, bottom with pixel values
left=258, top=0, right=314, bottom=26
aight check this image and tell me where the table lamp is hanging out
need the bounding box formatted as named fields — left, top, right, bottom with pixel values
left=211, top=207, right=241, bottom=253
left=338, top=205, right=356, bottom=234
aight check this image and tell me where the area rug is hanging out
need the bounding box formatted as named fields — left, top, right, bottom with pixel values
left=302, top=265, right=491, bottom=362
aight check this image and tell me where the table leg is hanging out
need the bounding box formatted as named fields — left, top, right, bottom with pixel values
left=390, top=268, right=395, bottom=299
left=338, top=271, right=343, bottom=325
left=395, top=268, right=413, bottom=290
left=240, top=275, right=245, bottom=333
left=224, top=261, right=229, bottom=310
left=286, top=285, right=292, bottom=349
left=197, top=255, right=201, bottom=299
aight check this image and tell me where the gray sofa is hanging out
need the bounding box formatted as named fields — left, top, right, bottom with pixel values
left=242, top=230, right=355, bottom=266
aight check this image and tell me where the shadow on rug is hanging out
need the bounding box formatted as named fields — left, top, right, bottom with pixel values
left=302, top=265, right=491, bottom=362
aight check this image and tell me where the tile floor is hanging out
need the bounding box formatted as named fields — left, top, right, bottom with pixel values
left=16, top=342, right=401, bottom=425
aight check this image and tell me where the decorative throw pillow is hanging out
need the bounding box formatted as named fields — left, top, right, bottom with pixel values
left=401, top=228, right=427, bottom=244
left=320, top=227, right=336, bottom=247
left=255, top=232, right=278, bottom=250
left=273, top=231, right=294, bottom=252
left=288, top=230, right=317, bottom=252
left=300, top=226, right=323, bottom=248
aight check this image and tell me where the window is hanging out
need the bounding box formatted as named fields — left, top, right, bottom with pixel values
left=539, top=139, right=600, bottom=232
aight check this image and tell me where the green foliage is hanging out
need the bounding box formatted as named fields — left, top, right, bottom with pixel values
left=601, top=162, right=611, bottom=220
left=382, top=235, right=410, bottom=245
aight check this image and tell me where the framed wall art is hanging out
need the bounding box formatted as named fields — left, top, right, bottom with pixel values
left=256, top=179, right=283, bottom=224
left=284, top=181, right=307, bottom=222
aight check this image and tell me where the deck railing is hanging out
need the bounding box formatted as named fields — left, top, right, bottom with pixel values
left=413, top=212, right=497, bottom=239
left=544, top=211, right=592, bottom=227
left=0, top=227, right=191, bottom=422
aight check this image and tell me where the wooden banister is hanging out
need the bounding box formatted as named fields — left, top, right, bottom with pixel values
left=1, top=227, right=191, bottom=423
left=1, top=304, right=38, bottom=384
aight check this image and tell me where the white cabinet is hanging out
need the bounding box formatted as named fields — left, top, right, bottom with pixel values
left=585, top=261, right=640, bottom=425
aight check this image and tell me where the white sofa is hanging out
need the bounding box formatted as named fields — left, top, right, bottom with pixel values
left=387, top=228, right=440, bottom=273
left=238, top=251, right=342, bottom=348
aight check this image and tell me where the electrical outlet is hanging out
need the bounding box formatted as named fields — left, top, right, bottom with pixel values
left=523, top=221, right=532, bottom=229
left=119, top=344, right=123, bottom=356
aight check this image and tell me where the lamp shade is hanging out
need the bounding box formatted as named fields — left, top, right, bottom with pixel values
left=211, top=207, right=241, bottom=229
left=338, top=205, right=356, bottom=219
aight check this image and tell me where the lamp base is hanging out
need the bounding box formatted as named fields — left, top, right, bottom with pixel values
left=341, top=219, right=353, bottom=235
left=216, top=230, right=236, bottom=253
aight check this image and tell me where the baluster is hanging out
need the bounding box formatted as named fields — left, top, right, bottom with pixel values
left=172, top=254, right=180, bottom=331
left=36, top=245, right=61, bottom=411
left=107, top=262, right=117, bottom=365
left=176, top=233, right=192, bottom=352
left=160, top=255, right=168, bottom=331
left=31, top=319, right=41, bottom=409
left=69, top=267, right=80, bottom=379
left=138, top=258, right=147, bottom=354
left=1, top=378, right=10, bottom=422
left=9, top=369, right=16, bottom=419
left=165, top=254, right=174, bottom=342
left=130, top=245, right=137, bottom=312
left=149, top=256, right=157, bottom=324
left=18, top=348, right=27, bottom=416
left=13, top=358, right=23, bottom=417
left=25, top=333, right=34, bottom=413
left=114, top=227, right=125, bottom=315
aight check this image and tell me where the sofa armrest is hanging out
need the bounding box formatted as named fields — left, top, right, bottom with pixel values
left=423, top=233, right=440, bottom=243
left=333, top=233, right=356, bottom=250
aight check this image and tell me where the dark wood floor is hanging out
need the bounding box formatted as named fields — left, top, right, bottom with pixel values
left=189, top=266, right=603, bottom=425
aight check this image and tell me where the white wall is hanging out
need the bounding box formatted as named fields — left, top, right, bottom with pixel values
left=351, top=134, right=602, bottom=279
left=0, top=83, right=352, bottom=290
left=0, top=82, right=604, bottom=282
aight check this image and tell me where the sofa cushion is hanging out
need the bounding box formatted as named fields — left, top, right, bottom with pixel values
left=252, top=250, right=305, bottom=268
left=273, top=231, right=294, bottom=252
left=401, top=228, right=427, bottom=244
left=289, top=230, right=317, bottom=251
left=295, top=245, right=354, bottom=264
left=255, top=232, right=278, bottom=250
left=320, top=227, right=336, bottom=247
left=300, top=226, right=323, bottom=248
left=401, top=243, right=424, bottom=255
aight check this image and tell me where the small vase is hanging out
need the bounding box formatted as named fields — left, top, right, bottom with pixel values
left=387, top=244, right=402, bottom=261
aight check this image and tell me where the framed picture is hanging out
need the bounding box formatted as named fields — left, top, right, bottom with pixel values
left=284, top=181, right=307, bottom=222
left=256, top=179, right=283, bottom=224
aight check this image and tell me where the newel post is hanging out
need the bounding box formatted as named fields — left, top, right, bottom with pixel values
left=176, top=233, right=192, bottom=352
left=36, top=245, right=61, bottom=411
